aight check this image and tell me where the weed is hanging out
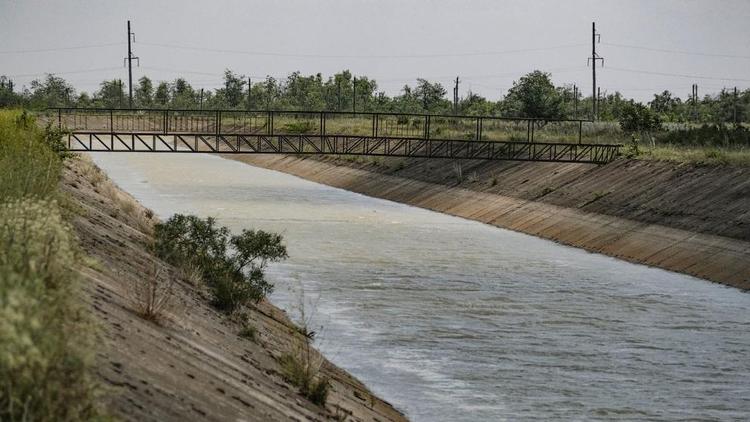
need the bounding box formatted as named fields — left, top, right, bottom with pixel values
left=279, top=351, right=329, bottom=406
left=128, top=259, right=174, bottom=323
left=238, top=324, right=257, bottom=341
left=452, top=161, right=463, bottom=183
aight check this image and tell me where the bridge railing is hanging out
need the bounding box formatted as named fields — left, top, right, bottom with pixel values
left=48, top=107, right=598, bottom=144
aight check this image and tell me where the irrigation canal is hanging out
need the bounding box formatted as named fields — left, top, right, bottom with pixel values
left=90, top=152, right=750, bottom=421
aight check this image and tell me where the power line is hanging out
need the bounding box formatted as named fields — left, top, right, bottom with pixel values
left=607, top=66, right=750, bottom=82
left=138, top=41, right=586, bottom=59
left=0, top=42, right=124, bottom=55
left=7, top=67, right=123, bottom=78
left=603, top=42, right=750, bottom=60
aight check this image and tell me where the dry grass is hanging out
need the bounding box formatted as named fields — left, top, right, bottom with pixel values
left=76, top=155, right=156, bottom=235
left=127, top=259, right=174, bottom=323
left=279, top=335, right=329, bottom=406
left=640, top=145, right=750, bottom=166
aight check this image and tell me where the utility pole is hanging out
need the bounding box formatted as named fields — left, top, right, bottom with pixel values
left=352, top=77, right=356, bottom=113
left=124, top=20, right=139, bottom=108
left=336, top=79, right=341, bottom=111
left=588, top=22, right=604, bottom=121
left=734, top=86, right=738, bottom=125
left=247, top=77, right=253, bottom=110
left=691, top=83, right=698, bottom=122
left=597, top=87, right=601, bottom=120
left=117, top=79, right=123, bottom=107
left=199, top=88, right=204, bottom=110
left=453, top=76, right=460, bottom=113
left=573, top=84, right=578, bottom=118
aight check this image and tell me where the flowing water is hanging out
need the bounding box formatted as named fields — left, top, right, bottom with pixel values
left=90, top=153, right=750, bottom=421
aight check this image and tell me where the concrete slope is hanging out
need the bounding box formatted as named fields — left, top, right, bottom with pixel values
left=226, top=155, right=750, bottom=290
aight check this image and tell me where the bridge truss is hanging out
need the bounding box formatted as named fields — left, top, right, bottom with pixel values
left=50, top=108, right=622, bottom=164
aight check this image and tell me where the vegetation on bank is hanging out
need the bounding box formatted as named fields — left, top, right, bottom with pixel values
left=152, top=215, right=330, bottom=404
left=153, top=214, right=287, bottom=313
left=0, top=110, right=105, bottom=421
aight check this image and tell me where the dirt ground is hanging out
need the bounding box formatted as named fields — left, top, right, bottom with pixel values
left=62, top=156, right=407, bottom=422
left=225, top=155, right=750, bottom=290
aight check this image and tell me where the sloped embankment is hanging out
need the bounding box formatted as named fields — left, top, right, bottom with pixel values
left=62, top=156, right=407, bottom=422
left=225, top=155, right=750, bottom=290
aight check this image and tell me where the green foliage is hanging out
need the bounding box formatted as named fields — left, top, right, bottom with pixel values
left=503, top=70, right=564, bottom=119
left=0, top=76, right=22, bottom=107
left=279, top=353, right=330, bottom=406
left=282, top=120, right=316, bottom=134
left=619, top=102, right=662, bottom=134
left=154, top=214, right=287, bottom=313
left=238, top=324, right=257, bottom=341
left=625, top=135, right=640, bottom=158
left=134, top=76, right=154, bottom=107
left=94, top=79, right=126, bottom=108
left=0, top=108, right=104, bottom=420
left=657, top=124, right=750, bottom=147
left=0, top=110, right=62, bottom=199
left=0, top=199, right=103, bottom=421
left=26, top=74, right=76, bottom=109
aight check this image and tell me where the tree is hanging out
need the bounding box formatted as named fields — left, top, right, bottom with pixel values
left=26, top=74, right=76, bottom=108
left=502, top=70, right=564, bottom=119
left=134, top=76, right=154, bottom=107
left=94, top=79, right=125, bottom=108
left=459, top=91, right=497, bottom=116
left=0, top=76, right=21, bottom=107
left=170, top=78, right=196, bottom=108
left=221, top=70, right=246, bottom=108
left=413, top=79, right=448, bottom=112
left=619, top=101, right=662, bottom=147
left=154, top=82, right=170, bottom=107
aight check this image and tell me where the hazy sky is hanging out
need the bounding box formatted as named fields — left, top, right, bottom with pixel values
left=2, top=0, right=749, bottom=101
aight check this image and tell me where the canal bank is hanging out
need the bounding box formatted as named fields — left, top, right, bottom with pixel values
left=224, top=155, right=750, bottom=290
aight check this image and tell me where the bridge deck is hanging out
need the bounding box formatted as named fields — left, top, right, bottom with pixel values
left=51, top=108, right=622, bottom=164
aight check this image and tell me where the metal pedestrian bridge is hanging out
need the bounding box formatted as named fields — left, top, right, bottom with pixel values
left=49, top=108, right=621, bottom=164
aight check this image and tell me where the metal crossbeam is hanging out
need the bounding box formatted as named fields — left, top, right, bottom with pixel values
left=50, top=108, right=622, bottom=164
left=64, top=132, right=620, bottom=164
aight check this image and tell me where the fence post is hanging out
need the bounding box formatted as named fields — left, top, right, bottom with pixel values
left=216, top=110, right=221, bottom=136
left=531, top=120, right=535, bottom=143
left=425, top=115, right=431, bottom=140
left=578, top=120, right=583, bottom=144
left=58, top=108, right=62, bottom=129
left=527, top=120, right=531, bottom=142
left=109, top=109, right=113, bottom=135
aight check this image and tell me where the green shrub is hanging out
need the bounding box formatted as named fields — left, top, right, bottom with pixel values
left=279, top=353, right=329, bottom=406
left=282, top=120, right=316, bottom=134
left=0, top=110, right=62, bottom=199
left=238, top=324, right=257, bottom=341
left=657, top=124, right=750, bottom=147
left=154, top=214, right=287, bottom=313
left=0, top=199, right=102, bottom=421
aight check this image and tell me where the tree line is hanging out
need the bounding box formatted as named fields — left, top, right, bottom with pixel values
left=0, top=70, right=747, bottom=124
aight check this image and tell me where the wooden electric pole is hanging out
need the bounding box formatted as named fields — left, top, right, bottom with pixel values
left=453, top=76, right=460, bottom=113
left=125, top=20, right=138, bottom=108
left=247, top=78, right=253, bottom=110
left=588, top=22, right=603, bottom=120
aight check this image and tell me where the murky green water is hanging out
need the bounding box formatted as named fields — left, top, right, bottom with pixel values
left=90, top=152, right=750, bottom=421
